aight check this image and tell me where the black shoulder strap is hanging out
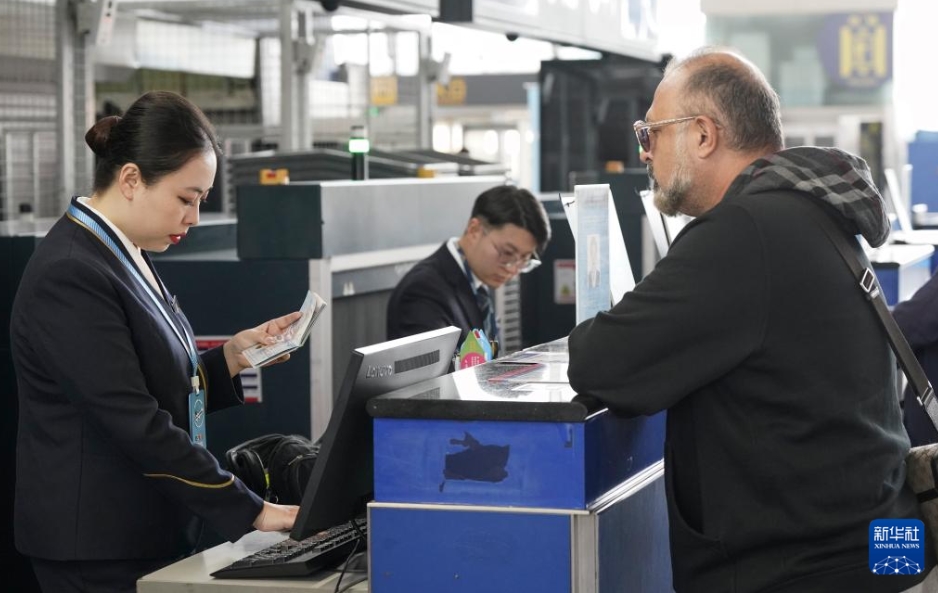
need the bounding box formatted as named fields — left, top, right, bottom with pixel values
left=805, top=204, right=938, bottom=432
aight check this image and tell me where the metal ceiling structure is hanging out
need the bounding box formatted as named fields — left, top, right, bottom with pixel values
left=114, top=0, right=433, bottom=37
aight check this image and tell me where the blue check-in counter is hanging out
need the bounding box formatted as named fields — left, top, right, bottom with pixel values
left=870, top=243, right=934, bottom=306
left=365, top=338, right=671, bottom=593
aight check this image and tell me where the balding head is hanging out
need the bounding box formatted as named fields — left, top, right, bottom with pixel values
left=638, top=46, right=784, bottom=217
left=664, top=47, right=784, bottom=155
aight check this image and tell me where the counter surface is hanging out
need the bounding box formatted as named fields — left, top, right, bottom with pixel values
left=366, top=337, right=602, bottom=422
left=136, top=530, right=367, bottom=592
left=869, top=243, right=934, bottom=267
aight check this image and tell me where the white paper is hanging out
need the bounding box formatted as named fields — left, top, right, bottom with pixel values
left=607, top=187, right=635, bottom=303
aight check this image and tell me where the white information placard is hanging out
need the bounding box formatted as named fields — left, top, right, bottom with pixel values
left=563, top=185, right=636, bottom=323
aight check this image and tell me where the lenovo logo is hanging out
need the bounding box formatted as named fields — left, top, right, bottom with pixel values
left=366, top=364, right=393, bottom=378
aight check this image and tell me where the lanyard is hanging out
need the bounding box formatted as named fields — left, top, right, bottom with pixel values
left=456, top=244, right=479, bottom=291
left=456, top=244, right=499, bottom=353
left=67, top=203, right=200, bottom=392
left=457, top=244, right=493, bottom=315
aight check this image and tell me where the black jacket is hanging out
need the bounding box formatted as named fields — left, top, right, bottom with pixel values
left=568, top=148, right=931, bottom=592
left=11, top=198, right=263, bottom=562
left=386, top=243, right=484, bottom=345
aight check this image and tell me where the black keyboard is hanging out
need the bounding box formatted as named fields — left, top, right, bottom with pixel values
left=211, top=519, right=367, bottom=579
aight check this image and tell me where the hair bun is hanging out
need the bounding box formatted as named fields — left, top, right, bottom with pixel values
left=85, top=115, right=122, bottom=156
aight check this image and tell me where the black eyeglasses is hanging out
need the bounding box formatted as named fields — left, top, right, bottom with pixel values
left=632, top=116, right=699, bottom=153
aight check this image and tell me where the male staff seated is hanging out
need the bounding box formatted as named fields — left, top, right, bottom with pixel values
left=386, top=185, right=550, bottom=352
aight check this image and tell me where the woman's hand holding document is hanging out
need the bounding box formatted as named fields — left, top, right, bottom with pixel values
left=241, top=291, right=327, bottom=368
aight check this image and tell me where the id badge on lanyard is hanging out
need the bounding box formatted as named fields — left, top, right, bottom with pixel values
left=68, top=202, right=207, bottom=447
left=188, top=382, right=207, bottom=447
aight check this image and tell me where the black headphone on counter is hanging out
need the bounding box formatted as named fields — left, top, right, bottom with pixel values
left=224, top=434, right=286, bottom=500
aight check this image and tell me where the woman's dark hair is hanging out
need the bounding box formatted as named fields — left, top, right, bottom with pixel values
left=470, top=185, right=551, bottom=254
left=85, top=91, right=221, bottom=193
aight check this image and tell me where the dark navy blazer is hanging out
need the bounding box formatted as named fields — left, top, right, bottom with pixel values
left=11, top=198, right=263, bottom=562
left=386, top=243, right=484, bottom=345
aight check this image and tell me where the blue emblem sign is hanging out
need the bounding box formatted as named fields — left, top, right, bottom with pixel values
left=869, top=519, right=925, bottom=575
left=818, top=12, right=892, bottom=89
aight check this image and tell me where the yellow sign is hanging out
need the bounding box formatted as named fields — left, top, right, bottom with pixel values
left=259, top=168, right=290, bottom=185
left=819, top=12, right=891, bottom=89
left=370, top=76, right=398, bottom=107
left=838, top=14, right=888, bottom=82
left=437, top=77, right=467, bottom=106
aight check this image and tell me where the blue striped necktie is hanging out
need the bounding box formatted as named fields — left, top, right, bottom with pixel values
left=476, top=285, right=498, bottom=343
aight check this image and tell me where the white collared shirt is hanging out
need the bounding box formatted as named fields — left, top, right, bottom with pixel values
left=446, top=237, right=485, bottom=293
left=77, top=196, right=162, bottom=297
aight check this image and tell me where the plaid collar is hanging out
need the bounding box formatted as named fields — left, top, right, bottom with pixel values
left=724, top=146, right=890, bottom=247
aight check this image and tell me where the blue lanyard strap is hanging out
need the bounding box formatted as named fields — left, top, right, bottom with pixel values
left=456, top=243, right=499, bottom=344
left=67, top=202, right=200, bottom=390
left=456, top=244, right=477, bottom=289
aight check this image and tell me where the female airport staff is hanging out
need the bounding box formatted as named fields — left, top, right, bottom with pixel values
left=10, top=91, right=299, bottom=593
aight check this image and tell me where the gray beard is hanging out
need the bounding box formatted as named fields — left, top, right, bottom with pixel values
left=648, top=160, right=692, bottom=217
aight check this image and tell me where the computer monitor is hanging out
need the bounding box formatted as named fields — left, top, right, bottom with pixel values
left=639, top=188, right=693, bottom=255
left=290, top=326, right=461, bottom=541
left=884, top=167, right=914, bottom=233
left=640, top=189, right=670, bottom=257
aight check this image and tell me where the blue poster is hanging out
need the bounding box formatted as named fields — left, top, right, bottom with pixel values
left=818, top=12, right=892, bottom=89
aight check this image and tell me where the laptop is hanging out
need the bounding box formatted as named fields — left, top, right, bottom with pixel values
left=639, top=189, right=692, bottom=256
left=884, top=167, right=938, bottom=246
